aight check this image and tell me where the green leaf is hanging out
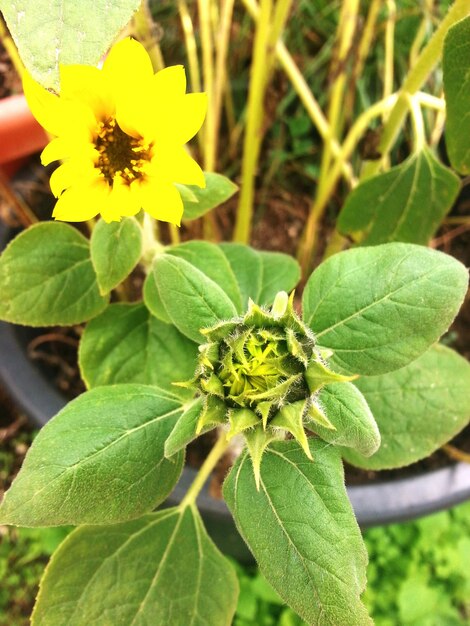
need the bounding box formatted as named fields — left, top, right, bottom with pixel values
left=143, top=254, right=238, bottom=343
left=311, top=382, right=380, bottom=457
left=0, top=0, right=141, bottom=90
left=219, top=243, right=301, bottom=308
left=302, top=243, right=468, bottom=375
left=0, top=223, right=108, bottom=326
left=164, top=397, right=206, bottom=457
left=223, top=440, right=372, bottom=626
left=168, top=241, right=243, bottom=311
left=258, top=251, right=301, bottom=304
left=443, top=16, right=470, bottom=174
left=182, top=173, right=238, bottom=220
left=0, top=385, right=184, bottom=526
left=219, top=243, right=263, bottom=308
left=90, top=218, right=142, bottom=295
left=342, top=344, right=470, bottom=470
left=79, top=303, right=198, bottom=395
left=32, top=507, right=239, bottom=626
left=337, top=147, right=460, bottom=245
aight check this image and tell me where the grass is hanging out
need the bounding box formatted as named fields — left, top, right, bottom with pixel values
left=2, top=489, right=470, bottom=624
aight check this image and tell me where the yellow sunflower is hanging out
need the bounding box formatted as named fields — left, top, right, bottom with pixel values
left=23, top=37, right=207, bottom=225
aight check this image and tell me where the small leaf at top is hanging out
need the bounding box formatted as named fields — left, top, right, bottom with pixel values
left=223, top=440, right=372, bottom=626
left=143, top=254, right=238, bottom=343
left=342, top=344, right=470, bottom=470
left=0, top=222, right=108, bottom=326
left=0, top=385, right=184, bottom=526
left=90, top=217, right=142, bottom=294
left=337, top=146, right=460, bottom=245
left=443, top=15, right=470, bottom=174
left=32, top=507, right=239, bottom=626
left=167, top=240, right=243, bottom=312
left=302, top=243, right=468, bottom=376
left=182, top=172, right=238, bottom=220
left=79, top=302, right=198, bottom=396
left=219, top=243, right=301, bottom=309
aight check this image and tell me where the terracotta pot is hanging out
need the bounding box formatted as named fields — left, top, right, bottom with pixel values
left=0, top=94, right=48, bottom=176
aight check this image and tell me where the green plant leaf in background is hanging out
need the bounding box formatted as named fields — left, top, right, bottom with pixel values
left=342, top=344, right=470, bottom=470
left=337, top=147, right=460, bottom=245
left=443, top=15, right=470, bottom=175
left=90, top=217, right=142, bottom=295
left=0, top=223, right=108, bottom=326
left=167, top=241, right=243, bottom=312
left=302, top=243, right=468, bottom=376
left=181, top=173, right=238, bottom=220
left=0, top=0, right=141, bottom=90
left=32, top=507, right=239, bottom=626
left=311, top=382, right=380, bottom=457
left=224, top=440, right=372, bottom=626
left=0, top=385, right=184, bottom=526
left=219, top=243, right=301, bottom=308
left=144, top=254, right=238, bottom=342
left=78, top=303, right=198, bottom=395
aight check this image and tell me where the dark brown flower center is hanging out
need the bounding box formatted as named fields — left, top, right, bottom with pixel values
left=95, top=117, right=152, bottom=186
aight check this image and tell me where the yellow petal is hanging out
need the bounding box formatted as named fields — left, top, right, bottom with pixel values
left=53, top=180, right=110, bottom=222
left=152, top=65, right=186, bottom=98
left=153, top=92, right=207, bottom=146
left=59, top=65, right=114, bottom=120
left=150, top=147, right=205, bottom=187
left=22, top=71, right=63, bottom=135
left=139, top=181, right=183, bottom=225
left=49, top=161, right=100, bottom=198
left=103, top=37, right=154, bottom=100
left=103, top=178, right=141, bottom=221
left=41, top=138, right=70, bottom=165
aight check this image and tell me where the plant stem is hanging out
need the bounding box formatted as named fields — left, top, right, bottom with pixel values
left=364, top=0, right=470, bottom=180
left=233, top=0, right=273, bottom=243
left=212, top=0, right=235, bottom=166
left=0, top=16, right=25, bottom=80
left=344, top=0, right=381, bottom=116
left=319, top=0, right=359, bottom=179
left=407, top=94, right=426, bottom=152
left=298, top=94, right=398, bottom=273
left=169, top=223, right=181, bottom=245
left=298, top=0, right=360, bottom=273
left=234, top=0, right=294, bottom=243
left=198, top=0, right=215, bottom=171
left=177, top=0, right=202, bottom=94
left=133, top=0, right=165, bottom=71
left=383, top=0, right=396, bottom=122
left=241, top=0, right=354, bottom=186
left=444, top=444, right=470, bottom=465
left=179, top=432, right=229, bottom=508
left=0, top=168, right=37, bottom=227
left=409, top=0, right=433, bottom=68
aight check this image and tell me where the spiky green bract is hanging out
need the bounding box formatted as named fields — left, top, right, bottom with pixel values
left=173, top=291, right=356, bottom=487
